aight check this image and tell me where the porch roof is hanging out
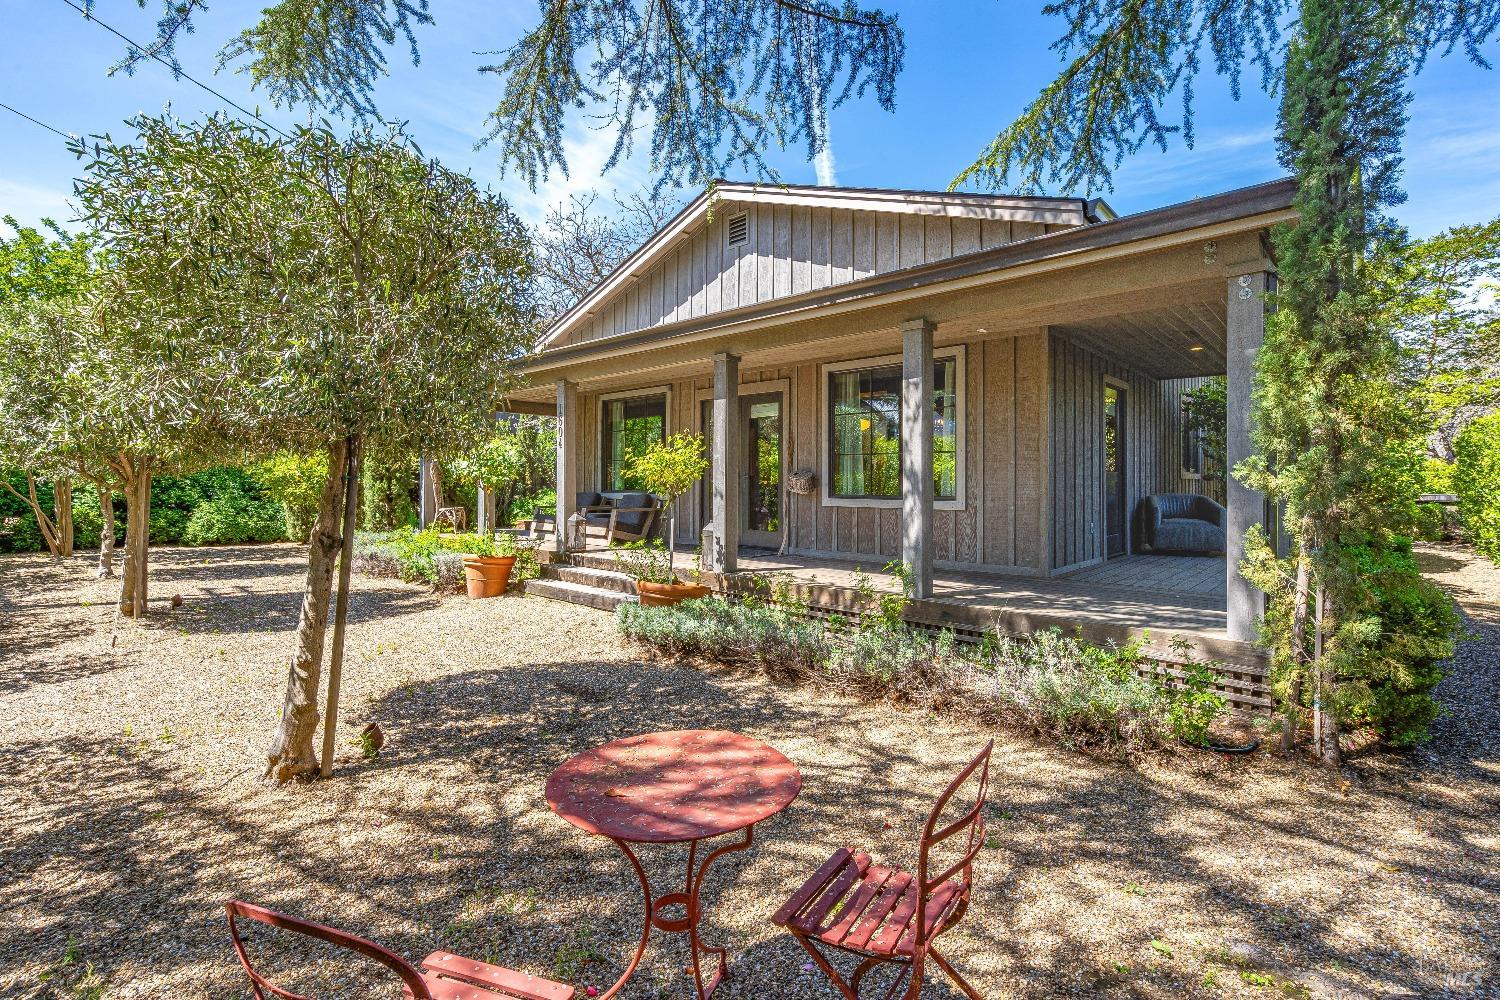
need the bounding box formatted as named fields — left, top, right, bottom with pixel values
left=513, top=177, right=1295, bottom=399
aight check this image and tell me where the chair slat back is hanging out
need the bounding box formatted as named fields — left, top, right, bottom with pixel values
left=225, top=900, right=432, bottom=1000
left=913, top=741, right=994, bottom=950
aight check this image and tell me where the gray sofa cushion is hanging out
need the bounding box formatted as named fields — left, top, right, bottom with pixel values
left=607, top=492, right=657, bottom=535
left=1141, top=493, right=1227, bottom=553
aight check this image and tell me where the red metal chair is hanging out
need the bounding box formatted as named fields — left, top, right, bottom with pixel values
left=224, top=900, right=575, bottom=1000
left=770, top=742, right=994, bottom=1000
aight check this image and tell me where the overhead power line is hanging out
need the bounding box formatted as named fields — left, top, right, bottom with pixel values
left=55, top=0, right=292, bottom=139
left=0, top=100, right=78, bottom=141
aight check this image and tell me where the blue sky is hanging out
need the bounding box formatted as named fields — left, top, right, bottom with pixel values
left=2, top=1, right=1496, bottom=237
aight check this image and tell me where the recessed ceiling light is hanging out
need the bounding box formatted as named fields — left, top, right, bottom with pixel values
left=976, top=327, right=988, bottom=334
left=1188, top=344, right=1204, bottom=351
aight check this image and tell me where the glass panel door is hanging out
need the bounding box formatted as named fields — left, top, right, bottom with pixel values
left=742, top=395, right=783, bottom=548
left=1104, top=385, right=1127, bottom=558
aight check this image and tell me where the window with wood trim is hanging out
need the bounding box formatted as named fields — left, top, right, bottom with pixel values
left=827, top=357, right=958, bottom=500
left=602, top=393, right=667, bottom=491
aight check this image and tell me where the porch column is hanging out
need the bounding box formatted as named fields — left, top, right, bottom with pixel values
left=418, top=457, right=436, bottom=527
left=902, top=318, right=935, bottom=599
left=710, top=352, right=741, bottom=573
left=1225, top=268, right=1271, bottom=641
left=553, top=379, right=577, bottom=554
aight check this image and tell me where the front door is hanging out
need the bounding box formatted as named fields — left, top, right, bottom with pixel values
left=1104, top=384, right=1127, bottom=558
left=698, top=392, right=785, bottom=550
left=740, top=393, right=784, bottom=549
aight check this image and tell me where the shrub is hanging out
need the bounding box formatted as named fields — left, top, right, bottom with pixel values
left=1454, top=414, right=1500, bottom=563
left=1329, top=539, right=1459, bottom=746
left=248, top=451, right=330, bottom=541
left=182, top=494, right=286, bottom=545
left=617, top=596, right=1226, bottom=757
left=352, top=527, right=536, bottom=593
left=150, top=467, right=276, bottom=544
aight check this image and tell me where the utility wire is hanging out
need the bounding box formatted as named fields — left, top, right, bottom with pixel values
left=55, top=0, right=292, bottom=139
left=0, top=100, right=78, bottom=141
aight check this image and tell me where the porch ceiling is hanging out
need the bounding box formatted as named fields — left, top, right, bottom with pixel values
left=1053, top=298, right=1227, bottom=378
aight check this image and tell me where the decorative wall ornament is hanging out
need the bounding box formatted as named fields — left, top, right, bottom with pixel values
left=787, top=469, right=818, bottom=495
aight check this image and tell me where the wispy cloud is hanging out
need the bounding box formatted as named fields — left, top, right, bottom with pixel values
left=814, top=142, right=837, bottom=186
left=501, top=118, right=653, bottom=226
left=0, top=178, right=77, bottom=228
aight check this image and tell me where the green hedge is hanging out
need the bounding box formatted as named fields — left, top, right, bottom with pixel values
left=1454, top=414, right=1500, bottom=564
left=0, top=465, right=286, bottom=552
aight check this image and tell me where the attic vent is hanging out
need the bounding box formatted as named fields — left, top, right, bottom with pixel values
left=726, top=212, right=749, bottom=248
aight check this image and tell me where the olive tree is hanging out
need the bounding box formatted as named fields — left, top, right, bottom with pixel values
left=73, top=114, right=535, bottom=781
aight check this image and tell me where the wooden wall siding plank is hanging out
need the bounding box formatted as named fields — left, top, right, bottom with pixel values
left=853, top=211, right=876, bottom=280
left=956, top=348, right=981, bottom=562
left=837, top=507, right=855, bottom=552
left=879, top=507, right=899, bottom=557
left=722, top=235, right=739, bottom=312
left=899, top=215, right=925, bottom=269
left=952, top=217, right=981, bottom=257
left=983, top=338, right=1015, bottom=566
left=1014, top=331, right=1048, bottom=571
left=875, top=214, right=899, bottom=273
left=792, top=205, right=812, bottom=294
left=933, top=509, right=953, bottom=563
left=924, top=217, right=952, bottom=264
left=756, top=205, right=774, bottom=303
left=773, top=205, right=792, bottom=298
left=859, top=507, right=878, bottom=554
left=830, top=208, right=853, bottom=285
left=1052, top=338, right=1066, bottom=569
left=811, top=206, right=831, bottom=290
left=577, top=391, right=596, bottom=491
left=690, top=230, right=707, bottom=318
left=791, top=364, right=815, bottom=550
left=981, top=218, right=1012, bottom=250
left=706, top=221, right=723, bottom=315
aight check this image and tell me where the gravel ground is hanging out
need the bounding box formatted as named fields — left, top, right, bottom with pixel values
left=2, top=542, right=1497, bottom=1000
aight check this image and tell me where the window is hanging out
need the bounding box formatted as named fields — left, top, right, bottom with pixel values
left=1182, top=420, right=1205, bottom=477
left=828, top=356, right=958, bottom=501
left=602, top=393, right=667, bottom=490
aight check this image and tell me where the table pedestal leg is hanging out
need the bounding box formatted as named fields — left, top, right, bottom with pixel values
left=595, top=828, right=754, bottom=1000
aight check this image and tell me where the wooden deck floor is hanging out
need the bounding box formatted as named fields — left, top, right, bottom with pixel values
left=722, top=551, right=1229, bottom=636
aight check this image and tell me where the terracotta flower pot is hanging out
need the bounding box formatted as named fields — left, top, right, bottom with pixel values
left=461, top=555, right=516, bottom=599
left=635, top=580, right=712, bottom=607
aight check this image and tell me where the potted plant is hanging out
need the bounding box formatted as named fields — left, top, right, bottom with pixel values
left=615, top=541, right=710, bottom=606
left=625, top=430, right=710, bottom=578
left=454, top=531, right=519, bottom=599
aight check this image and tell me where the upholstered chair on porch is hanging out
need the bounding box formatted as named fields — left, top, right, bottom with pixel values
left=1139, top=493, right=1227, bottom=554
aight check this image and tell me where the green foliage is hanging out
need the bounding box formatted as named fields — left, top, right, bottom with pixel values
left=627, top=431, right=709, bottom=507
left=1454, top=414, right=1500, bottom=563
left=353, top=527, right=537, bottom=591
left=182, top=493, right=286, bottom=546
left=1181, top=377, right=1227, bottom=479
left=248, top=451, right=331, bottom=541
left=954, top=1, right=1497, bottom=194
left=612, top=540, right=679, bottom=585
left=0, top=216, right=94, bottom=304
left=617, top=596, right=1225, bottom=757
left=446, top=416, right=556, bottom=528
left=1380, top=217, right=1500, bottom=458
left=71, top=113, right=537, bottom=462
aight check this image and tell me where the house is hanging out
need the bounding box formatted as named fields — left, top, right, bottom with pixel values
left=503, top=179, right=1295, bottom=696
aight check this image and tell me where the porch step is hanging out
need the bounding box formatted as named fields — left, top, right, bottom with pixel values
left=524, top=577, right=636, bottom=612
left=542, top=564, right=637, bottom=594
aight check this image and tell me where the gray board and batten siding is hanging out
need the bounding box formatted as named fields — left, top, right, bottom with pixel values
left=552, top=189, right=1097, bottom=350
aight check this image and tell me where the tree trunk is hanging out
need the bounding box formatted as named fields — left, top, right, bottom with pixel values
left=2, top=474, right=63, bottom=557
left=116, top=456, right=154, bottom=618
left=1283, top=552, right=1312, bottom=753
left=1312, top=583, right=1341, bottom=767
left=54, top=478, right=74, bottom=558
left=95, top=483, right=116, bottom=579
left=264, top=438, right=351, bottom=783
left=320, top=436, right=363, bottom=779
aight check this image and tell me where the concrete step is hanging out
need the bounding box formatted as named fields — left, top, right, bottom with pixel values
left=524, top=577, right=637, bottom=612
left=540, top=563, right=636, bottom=594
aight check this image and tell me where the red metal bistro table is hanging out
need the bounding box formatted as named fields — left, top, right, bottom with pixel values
left=545, top=729, right=802, bottom=1000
